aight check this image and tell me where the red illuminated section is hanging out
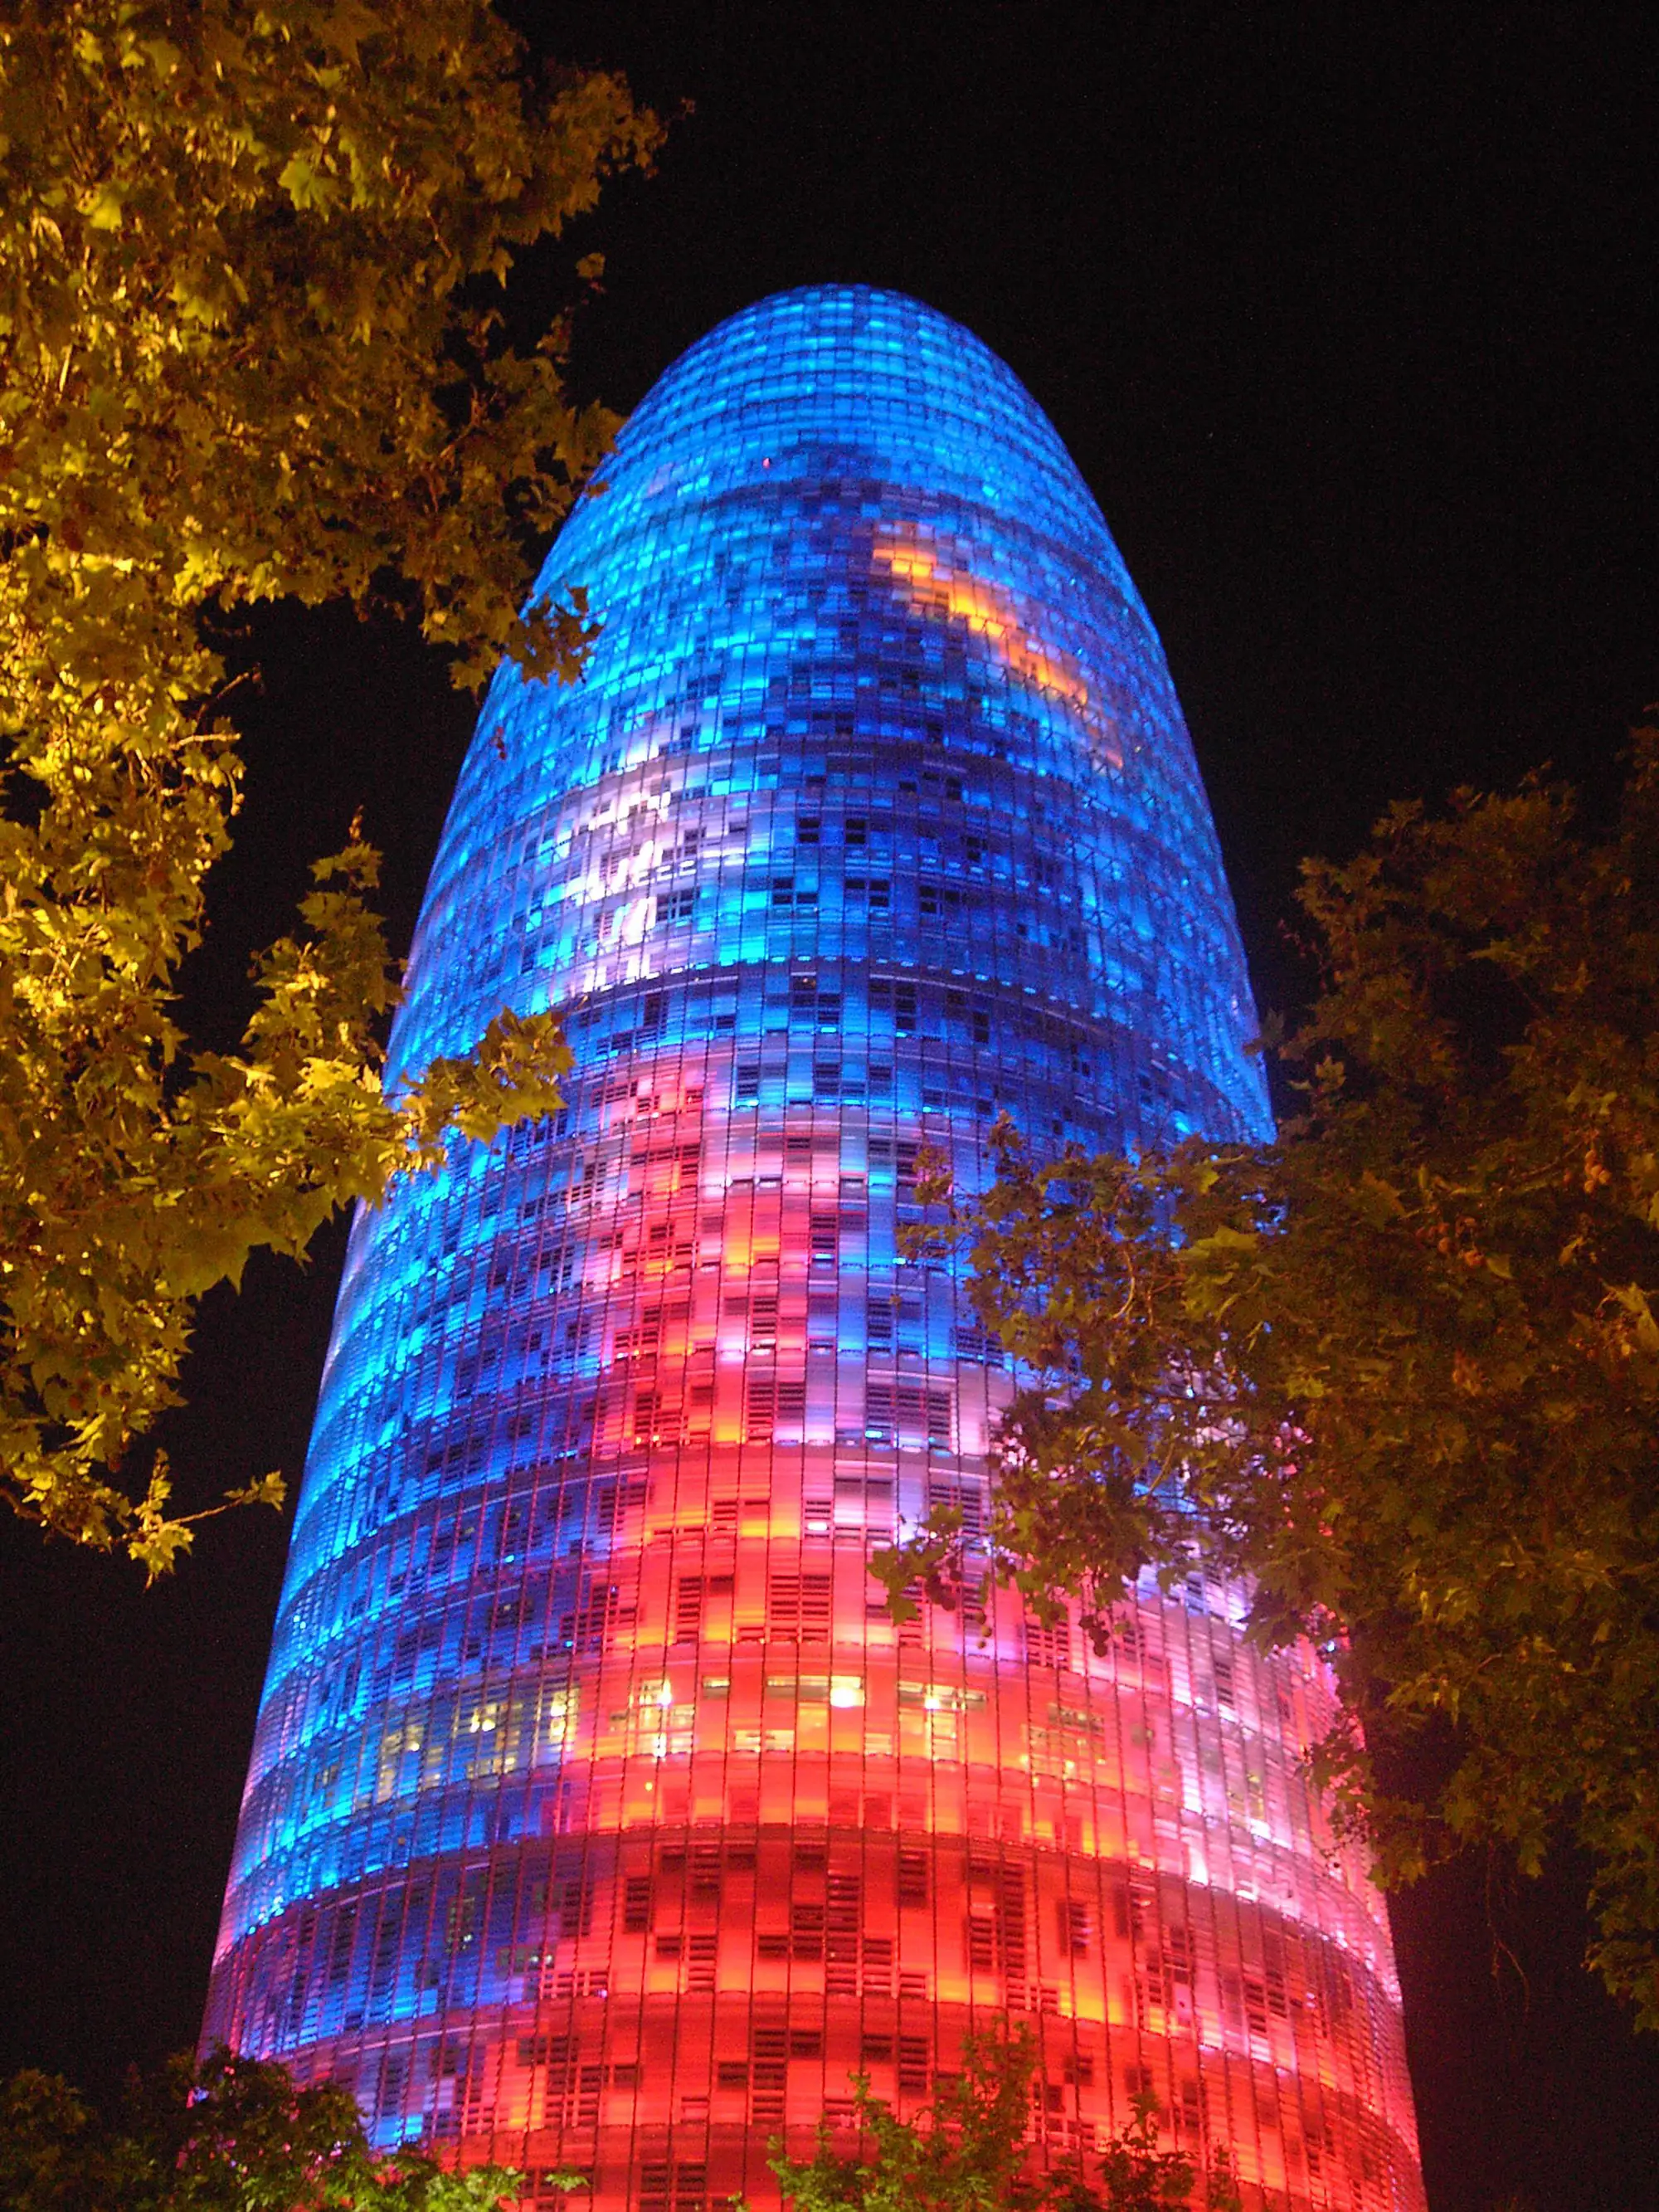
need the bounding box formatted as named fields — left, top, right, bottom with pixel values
left=419, top=1055, right=1422, bottom=2212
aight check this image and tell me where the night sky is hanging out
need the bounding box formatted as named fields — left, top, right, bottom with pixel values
left=2, top=9, right=1657, bottom=2210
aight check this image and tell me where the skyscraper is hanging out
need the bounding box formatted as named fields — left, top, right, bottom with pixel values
left=206, top=287, right=1423, bottom=2212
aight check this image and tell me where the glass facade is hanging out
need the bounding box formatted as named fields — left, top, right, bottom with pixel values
left=205, top=286, right=1423, bottom=2212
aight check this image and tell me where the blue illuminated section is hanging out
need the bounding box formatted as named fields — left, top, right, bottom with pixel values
left=206, top=290, right=1420, bottom=2212
left=391, top=290, right=1266, bottom=1138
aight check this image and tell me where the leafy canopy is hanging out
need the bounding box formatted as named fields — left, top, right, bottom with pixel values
left=0, top=2, right=659, bottom=1571
left=882, top=733, right=1659, bottom=2023
left=0, top=2047, right=538, bottom=2212
left=766, top=2027, right=1238, bottom=2212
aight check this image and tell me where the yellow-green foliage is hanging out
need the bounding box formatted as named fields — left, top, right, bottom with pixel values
left=0, top=2046, right=542, bottom=2210
left=883, top=737, right=1659, bottom=2022
left=766, top=2027, right=1238, bottom=2212
left=0, top=3, right=659, bottom=1571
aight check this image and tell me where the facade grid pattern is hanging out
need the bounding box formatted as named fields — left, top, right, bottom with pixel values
left=206, top=286, right=1423, bottom=2212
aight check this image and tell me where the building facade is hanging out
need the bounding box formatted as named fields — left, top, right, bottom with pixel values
left=205, top=287, right=1423, bottom=2212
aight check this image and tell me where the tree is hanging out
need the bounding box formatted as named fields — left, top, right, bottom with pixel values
left=0, top=3, right=660, bottom=1571
left=883, top=731, right=1659, bottom=2023
left=766, top=2028, right=1238, bottom=2212
left=0, top=2046, right=534, bottom=2211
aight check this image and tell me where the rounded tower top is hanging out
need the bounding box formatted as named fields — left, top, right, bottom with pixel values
left=564, top=284, right=1142, bottom=613
left=400, top=282, right=1270, bottom=1147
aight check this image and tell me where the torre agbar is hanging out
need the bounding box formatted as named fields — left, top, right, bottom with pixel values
left=206, top=288, right=1423, bottom=2212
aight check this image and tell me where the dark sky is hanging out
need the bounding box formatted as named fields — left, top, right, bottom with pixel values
left=2, top=9, right=1657, bottom=2211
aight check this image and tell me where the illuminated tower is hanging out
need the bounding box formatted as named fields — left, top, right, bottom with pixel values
left=206, top=288, right=1423, bottom=2212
